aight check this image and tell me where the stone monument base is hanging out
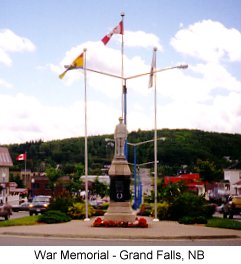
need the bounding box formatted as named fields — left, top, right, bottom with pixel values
left=104, top=201, right=136, bottom=222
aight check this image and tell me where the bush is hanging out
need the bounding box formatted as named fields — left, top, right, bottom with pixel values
left=201, top=204, right=216, bottom=218
left=38, top=210, right=71, bottom=224
left=48, top=194, right=75, bottom=214
left=178, top=216, right=196, bottom=225
left=93, top=209, right=105, bottom=216
left=100, top=202, right=109, bottom=210
left=67, top=202, right=95, bottom=219
left=170, top=192, right=213, bottom=221
left=178, top=215, right=208, bottom=225
left=157, top=202, right=170, bottom=220
left=137, top=203, right=152, bottom=216
left=195, top=216, right=208, bottom=224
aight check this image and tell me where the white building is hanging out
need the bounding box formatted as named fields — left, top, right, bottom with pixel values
left=0, top=147, right=13, bottom=204
left=224, top=163, right=241, bottom=195
left=80, top=175, right=110, bottom=185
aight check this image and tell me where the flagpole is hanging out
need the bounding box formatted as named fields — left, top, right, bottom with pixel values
left=153, top=47, right=159, bottom=222
left=24, top=151, right=27, bottom=189
left=83, top=48, right=90, bottom=221
left=120, top=12, right=128, bottom=158
left=121, top=12, right=125, bottom=121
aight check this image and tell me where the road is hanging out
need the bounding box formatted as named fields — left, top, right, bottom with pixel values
left=0, top=235, right=241, bottom=246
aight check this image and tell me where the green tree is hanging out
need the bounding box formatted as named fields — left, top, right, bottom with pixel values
left=45, top=165, right=62, bottom=191
left=158, top=180, right=187, bottom=203
left=91, top=177, right=109, bottom=198
left=9, top=174, right=24, bottom=188
left=195, top=159, right=222, bottom=182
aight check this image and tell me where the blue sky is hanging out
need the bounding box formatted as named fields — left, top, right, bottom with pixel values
left=1, top=0, right=241, bottom=144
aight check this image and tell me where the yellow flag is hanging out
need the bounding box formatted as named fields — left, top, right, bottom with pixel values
left=71, top=53, right=84, bottom=68
left=59, top=52, right=84, bottom=79
left=148, top=48, right=156, bottom=88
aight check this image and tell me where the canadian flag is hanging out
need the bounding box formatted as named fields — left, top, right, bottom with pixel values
left=16, top=153, right=27, bottom=161
left=101, top=20, right=123, bottom=45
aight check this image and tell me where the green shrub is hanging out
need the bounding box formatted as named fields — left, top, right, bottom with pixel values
left=93, top=209, right=105, bottom=216
left=178, top=215, right=208, bottom=225
left=67, top=202, right=95, bottom=219
left=195, top=216, right=208, bottom=224
left=137, top=203, right=153, bottom=216
left=38, top=210, right=71, bottom=224
left=201, top=204, right=216, bottom=218
left=178, top=216, right=196, bottom=225
left=100, top=202, right=109, bottom=210
left=48, top=194, right=75, bottom=214
left=157, top=201, right=170, bottom=220
left=170, top=192, right=210, bottom=221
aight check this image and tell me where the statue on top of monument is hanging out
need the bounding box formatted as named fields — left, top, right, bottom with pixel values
left=114, top=117, right=128, bottom=158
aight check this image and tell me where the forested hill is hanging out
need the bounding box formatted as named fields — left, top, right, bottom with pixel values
left=5, top=129, right=241, bottom=180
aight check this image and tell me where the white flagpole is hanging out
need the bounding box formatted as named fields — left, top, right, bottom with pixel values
left=24, top=151, right=27, bottom=177
left=121, top=12, right=125, bottom=120
left=83, top=48, right=90, bottom=221
left=152, top=47, right=159, bottom=222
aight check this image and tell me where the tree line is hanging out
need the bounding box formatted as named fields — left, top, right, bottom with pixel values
left=5, top=128, right=241, bottom=182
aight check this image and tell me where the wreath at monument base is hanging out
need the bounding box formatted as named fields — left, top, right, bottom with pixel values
left=92, top=217, right=148, bottom=228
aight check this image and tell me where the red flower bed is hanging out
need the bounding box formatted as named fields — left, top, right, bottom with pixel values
left=92, top=217, right=148, bottom=228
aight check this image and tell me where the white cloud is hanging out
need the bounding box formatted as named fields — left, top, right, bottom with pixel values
left=171, top=20, right=241, bottom=63
left=0, top=78, right=13, bottom=89
left=0, top=93, right=120, bottom=144
left=3, top=24, right=241, bottom=144
left=0, top=29, right=36, bottom=66
left=57, top=41, right=152, bottom=98
left=125, top=30, right=163, bottom=50
left=155, top=91, right=241, bottom=134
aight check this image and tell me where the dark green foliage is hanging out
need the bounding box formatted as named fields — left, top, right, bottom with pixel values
left=48, top=193, right=75, bottom=214
left=178, top=216, right=207, bottom=225
left=201, top=204, right=216, bottom=218
left=91, top=177, right=109, bottom=198
left=9, top=174, right=24, bottom=188
left=38, top=210, right=71, bottom=224
left=178, top=216, right=196, bottom=225
left=6, top=129, right=241, bottom=182
left=158, top=181, right=187, bottom=203
left=156, top=202, right=170, bottom=220
left=170, top=192, right=214, bottom=221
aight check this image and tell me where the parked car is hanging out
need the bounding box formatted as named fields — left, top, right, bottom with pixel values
left=12, top=202, right=30, bottom=212
left=223, top=196, right=241, bottom=219
left=0, top=202, right=12, bottom=220
left=29, top=195, right=51, bottom=216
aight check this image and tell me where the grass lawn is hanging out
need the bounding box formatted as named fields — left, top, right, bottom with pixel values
left=207, top=217, right=241, bottom=230
left=0, top=216, right=39, bottom=227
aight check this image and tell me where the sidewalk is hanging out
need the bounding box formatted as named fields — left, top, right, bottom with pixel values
left=0, top=217, right=241, bottom=240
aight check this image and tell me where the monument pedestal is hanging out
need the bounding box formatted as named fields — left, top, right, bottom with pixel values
left=104, top=201, right=136, bottom=222
left=104, top=157, right=136, bottom=222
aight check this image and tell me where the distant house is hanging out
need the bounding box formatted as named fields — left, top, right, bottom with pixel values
left=224, top=162, right=241, bottom=195
left=0, top=147, right=13, bottom=203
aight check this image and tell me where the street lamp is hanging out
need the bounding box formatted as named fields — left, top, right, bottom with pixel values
left=2, top=173, right=6, bottom=204
left=128, top=137, right=165, bottom=210
left=31, top=178, right=35, bottom=200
